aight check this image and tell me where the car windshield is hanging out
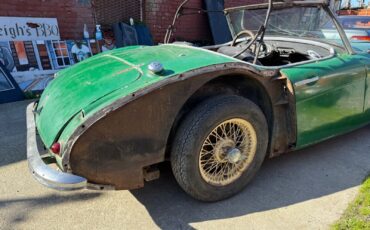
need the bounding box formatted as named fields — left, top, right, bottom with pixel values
left=226, top=6, right=346, bottom=49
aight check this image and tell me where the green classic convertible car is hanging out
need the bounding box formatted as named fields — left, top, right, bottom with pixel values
left=27, top=0, right=370, bottom=201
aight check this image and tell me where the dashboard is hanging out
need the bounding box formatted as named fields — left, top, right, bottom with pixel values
left=216, top=37, right=336, bottom=66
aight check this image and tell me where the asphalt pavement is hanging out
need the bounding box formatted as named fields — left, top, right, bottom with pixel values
left=0, top=100, right=369, bottom=230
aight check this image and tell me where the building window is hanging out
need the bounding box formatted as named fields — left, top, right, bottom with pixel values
left=10, top=41, right=39, bottom=72
left=51, top=41, right=72, bottom=69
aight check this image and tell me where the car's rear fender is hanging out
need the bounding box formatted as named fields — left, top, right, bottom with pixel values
left=62, top=63, right=297, bottom=189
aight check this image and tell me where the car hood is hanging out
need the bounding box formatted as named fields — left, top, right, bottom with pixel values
left=35, top=45, right=236, bottom=147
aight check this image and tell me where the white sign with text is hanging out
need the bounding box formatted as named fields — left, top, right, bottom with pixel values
left=0, top=17, right=60, bottom=41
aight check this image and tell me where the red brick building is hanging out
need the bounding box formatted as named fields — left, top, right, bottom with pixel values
left=0, top=0, right=261, bottom=44
left=0, top=0, right=263, bottom=93
left=145, top=0, right=261, bottom=43
left=0, top=0, right=95, bottom=40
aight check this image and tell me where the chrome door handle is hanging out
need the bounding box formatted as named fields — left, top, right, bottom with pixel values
left=295, top=76, right=319, bottom=87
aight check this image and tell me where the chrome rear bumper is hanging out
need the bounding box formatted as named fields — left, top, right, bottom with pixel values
left=26, top=102, right=87, bottom=190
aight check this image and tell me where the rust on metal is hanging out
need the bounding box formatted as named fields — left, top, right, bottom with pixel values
left=65, top=63, right=296, bottom=189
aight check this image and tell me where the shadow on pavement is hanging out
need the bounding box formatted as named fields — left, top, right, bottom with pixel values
left=0, top=192, right=102, bottom=227
left=2, top=101, right=370, bottom=229
left=0, top=101, right=104, bottom=228
left=0, top=100, right=32, bottom=167
left=131, top=125, right=370, bottom=229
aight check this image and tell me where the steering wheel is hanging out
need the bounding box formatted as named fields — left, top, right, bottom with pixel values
left=231, top=30, right=256, bottom=47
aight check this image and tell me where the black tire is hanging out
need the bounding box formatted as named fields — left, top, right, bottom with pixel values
left=170, top=95, right=268, bottom=201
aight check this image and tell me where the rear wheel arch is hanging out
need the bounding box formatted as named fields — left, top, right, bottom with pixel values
left=165, top=73, right=276, bottom=160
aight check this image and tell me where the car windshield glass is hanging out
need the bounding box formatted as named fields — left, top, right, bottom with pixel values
left=227, top=6, right=345, bottom=48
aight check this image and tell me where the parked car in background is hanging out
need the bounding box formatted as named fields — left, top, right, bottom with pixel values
left=338, top=16, right=370, bottom=39
left=323, top=15, right=370, bottom=51
left=0, top=62, right=24, bottom=104
left=27, top=0, right=370, bottom=201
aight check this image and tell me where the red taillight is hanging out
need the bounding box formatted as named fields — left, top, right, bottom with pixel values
left=351, top=36, right=370, bottom=41
left=51, top=142, right=61, bottom=155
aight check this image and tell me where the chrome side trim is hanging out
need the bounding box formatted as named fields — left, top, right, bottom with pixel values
left=294, top=76, right=319, bottom=87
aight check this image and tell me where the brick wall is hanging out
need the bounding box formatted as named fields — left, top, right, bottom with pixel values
left=145, top=0, right=263, bottom=44
left=0, top=0, right=263, bottom=44
left=0, top=0, right=95, bottom=40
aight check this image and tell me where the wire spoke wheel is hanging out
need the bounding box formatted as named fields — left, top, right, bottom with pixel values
left=171, top=95, right=268, bottom=201
left=199, top=118, right=257, bottom=186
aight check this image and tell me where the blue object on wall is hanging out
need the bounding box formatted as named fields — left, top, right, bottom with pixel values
left=113, top=23, right=139, bottom=48
left=204, top=0, right=232, bottom=45
left=0, top=62, right=24, bottom=104
left=134, top=24, right=154, bottom=46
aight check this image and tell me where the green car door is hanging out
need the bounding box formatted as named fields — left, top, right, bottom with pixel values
left=281, top=53, right=368, bottom=148
left=364, top=54, right=370, bottom=113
